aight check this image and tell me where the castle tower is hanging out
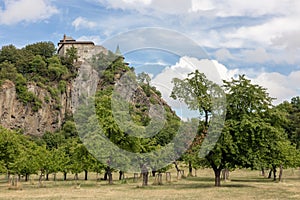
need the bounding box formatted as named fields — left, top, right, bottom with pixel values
left=115, top=44, right=122, bottom=56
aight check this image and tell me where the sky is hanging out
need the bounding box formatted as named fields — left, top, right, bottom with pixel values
left=0, top=0, right=300, bottom=105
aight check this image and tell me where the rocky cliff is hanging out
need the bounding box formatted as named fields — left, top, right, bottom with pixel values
left=0, top=79, right=72, bottom=135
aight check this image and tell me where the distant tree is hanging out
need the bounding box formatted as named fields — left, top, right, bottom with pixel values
left=24, top=41, right=56, bottom=59
left=0, top=61, right=18, bottom=81
left=137, top=72, right=151, bottom=85
left=0, top=44, right=20, bottom=63
left=30, top=55, right=47, bottom=75
left=65, top=46, right=78, bottom=64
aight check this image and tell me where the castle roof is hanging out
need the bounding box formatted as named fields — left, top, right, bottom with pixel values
left=57, top=34, right=95, bottom=53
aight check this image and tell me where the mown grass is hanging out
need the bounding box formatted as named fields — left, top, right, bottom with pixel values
left=0, top=168, right=300, bottom=200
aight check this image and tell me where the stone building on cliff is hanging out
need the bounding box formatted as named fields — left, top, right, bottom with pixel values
left=58, top=34, right=107, bottom=61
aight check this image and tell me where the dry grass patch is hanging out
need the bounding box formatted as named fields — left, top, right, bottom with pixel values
left=0, top=169, right=299, bottom=200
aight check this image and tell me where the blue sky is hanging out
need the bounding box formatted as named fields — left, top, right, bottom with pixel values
left=0, top=0, right=300, bottom=105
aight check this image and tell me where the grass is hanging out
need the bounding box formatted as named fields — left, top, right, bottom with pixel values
left=0, top=168, right=300, bottom=200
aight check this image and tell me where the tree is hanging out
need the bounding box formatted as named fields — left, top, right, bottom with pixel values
left=288, top=97, right=300, bottom=149
left=30, top=55, right=47, bottom=75
left=171, top=70, right=213, bottom=127
left=65, top=46, right=78, bottom=64
left=205, top=75, right=275, bottom=186
left=170, top=70, right=219, bottom=182
left=171, top=73, right=279, bottom=186
left=0, top=45, right=20, bottom=63
left=24, top=41, right=56, bottom=59
left=0, top=61, right=18, bottom=81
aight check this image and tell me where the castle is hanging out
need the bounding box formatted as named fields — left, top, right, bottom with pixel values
left=57, top=35, right=107, bottom=61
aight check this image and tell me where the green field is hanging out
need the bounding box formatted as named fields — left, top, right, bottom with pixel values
left=1, top=168, right=300, bottom=200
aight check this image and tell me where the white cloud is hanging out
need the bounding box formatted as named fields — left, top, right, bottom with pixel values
left=214, top=0, right=293, bottom=17
left=151, top=56, right=299, bottom=107
left=97, top=0, right=151, bottom=12
left=97, top=0, right=298, bottom=17
left=0, top=0, right=58, bottom=25
left=77, top=35, right=102, bottom=45
left=215, top=48, right=234, bottom=61
left=189, top=0, right=215, bottom=12
left=242, top=48, right=271, bottom=63
left=151, top=56, right=234, bottom=109
left=226, top=15, right=300, bottom=47
left=272, top=30, right=300, bottom=51
left=251, top=71, right=300, bottom=105
left=92, top=0, right=300, bottom=66
left=72, top=17, right=97, bottom=30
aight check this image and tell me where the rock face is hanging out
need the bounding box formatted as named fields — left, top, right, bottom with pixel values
left=0, top=80, right=72, bottom=135
left=0, top=42, right=108, bottom=136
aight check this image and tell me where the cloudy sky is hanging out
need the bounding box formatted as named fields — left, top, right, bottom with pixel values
left=0, top=0, right=300, bottom=105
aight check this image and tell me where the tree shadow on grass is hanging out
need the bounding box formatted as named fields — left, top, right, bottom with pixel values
left=184, top=177, right=215, bottom=182
left=172, top=182, right=255, bottom=190
left=230, top=178, right=273, bottom=183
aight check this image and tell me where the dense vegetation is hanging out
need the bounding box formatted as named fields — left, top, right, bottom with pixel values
left=0, top=41, right=299, bottom=187
left=0, top=42, right=76, bottom=111
left=171, top=71, right=300, bottom=186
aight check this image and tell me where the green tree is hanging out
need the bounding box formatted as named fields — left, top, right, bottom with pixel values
left=65, top=46, right=78, bottom=64
left=24, top=41, right=56, bottom=59
left=0, top=61, right=18, bottom=81
left=0, top=45, right=20, bottom=63
left=0, top=127, right=22, bottom=175
left=30, top=55, right=47, bottom=75
left=171, top=73, right=280, bottom=186
left=171, top=70, right=213, bottom=127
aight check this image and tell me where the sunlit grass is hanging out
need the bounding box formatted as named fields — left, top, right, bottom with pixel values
left=0, top=168, right=300, bottom=200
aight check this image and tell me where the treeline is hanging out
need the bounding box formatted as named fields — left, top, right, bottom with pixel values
left=0, top=125, right=104, bottom=182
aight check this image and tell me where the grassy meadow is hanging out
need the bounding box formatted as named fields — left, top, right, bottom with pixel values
left=0, top=168, right=300, bottom=200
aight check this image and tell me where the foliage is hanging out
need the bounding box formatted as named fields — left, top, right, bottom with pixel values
left=0, top=42, right=77, bottom=113
left=24, top=41, right=56, bottom=59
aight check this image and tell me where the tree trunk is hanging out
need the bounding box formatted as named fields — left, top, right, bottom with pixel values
left=53, top=173, right=56, bottom=181
left=74, top=173, right=78, bottom=180
left=108, top=173, right=113, bottom=184
left=278, top=165, right=283, bottom=182
left=107, top=168, right=113, bottom=184
left=214, top=168, right=222, bottom=187
left=142, top=164, right=149, bottom=186
left=46, top=173, right=49, bottom=181
left=173, top=161, right=180, bottom=173
left=273, top=166, right=277, bottom=181
left=221, top=168, right=229, bottom=181
left=119, top=171, right=124, bottom=180
left=152, top=170, right=156, bottom=177
left=63, top=172, right=67, bottom=181
left=84, top=170, right=88, bottom=181
left=268, top=169, right=272, bottom=179
left=142, top=172, right=149, bottom=186
left=188, top=161, right=193, bottom=176
left=261, top=167, right=265, bottom=176
left=25, top=173, right=29, bottom=182
left=103, top=172, right=108, bottom=180
left=39, top=171, right=44, bottom=187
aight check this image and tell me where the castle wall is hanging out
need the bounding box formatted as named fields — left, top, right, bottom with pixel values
left=58, top=43, right=108, bottom=61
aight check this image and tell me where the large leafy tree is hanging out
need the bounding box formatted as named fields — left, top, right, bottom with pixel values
left=171, top=73, right=285, bottom=186
left=205, top=75, right=275, bottom=186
